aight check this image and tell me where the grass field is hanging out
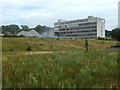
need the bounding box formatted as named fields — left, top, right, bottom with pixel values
left=2, top=37, right=119, bottom=88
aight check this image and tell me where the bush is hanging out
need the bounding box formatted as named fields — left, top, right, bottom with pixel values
left=26, top=46, right=32, bottom=51
left=9, top=49, right=13, bottom=52
left=97, top=37, right=105, bottom=40
left=111, top=28, right=120, bottom=41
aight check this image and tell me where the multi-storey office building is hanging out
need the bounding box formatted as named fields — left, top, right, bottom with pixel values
left=54, top=16, right=105, bottom=38
left=118, top=1, right=120, bottom=28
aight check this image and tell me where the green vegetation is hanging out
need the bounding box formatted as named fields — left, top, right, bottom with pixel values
left=111, top=28, right=120, bottom=41
left=2, top=37, right=119, bottom=88
left=85, top=39, right=88, bottom=52
left=1, top=24, right=51, bottom=36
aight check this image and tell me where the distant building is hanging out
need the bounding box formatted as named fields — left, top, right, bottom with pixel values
left=54, top=16, right=105, bottom=38
left=118, top=1, right=120, bottom=28
left=0, top=34, right=4, bottom=37
left=6, top=32, right=13, bottom=37
left=17, top=30, right=40, bottom=37
left=0, top=30, right=4, bottom=37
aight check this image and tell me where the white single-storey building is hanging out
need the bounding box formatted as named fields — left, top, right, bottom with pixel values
left=17, top=30, right=40, bottom=37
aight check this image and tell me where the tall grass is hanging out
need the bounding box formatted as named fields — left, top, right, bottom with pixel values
left=2, top=37, right=119, bottom=88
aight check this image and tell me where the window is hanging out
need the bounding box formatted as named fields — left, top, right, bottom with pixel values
left=92, top=22, right=97, bottom=24
left=65, top=25, right=67, bottom=28
left=78, top=24, right=82, bottom=26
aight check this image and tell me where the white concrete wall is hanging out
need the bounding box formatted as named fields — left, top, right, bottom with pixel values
left=96, top=18, right=105, bottom=38
left=102, top=20, right=105, bottom=37
left=97, top=20, right=102, bottom=37
left=88, top=16, right=105, bottom=38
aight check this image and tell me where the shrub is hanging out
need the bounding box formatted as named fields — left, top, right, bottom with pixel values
left=9, top=49, right=13, bottom=52
left=111, top=28, right=120, bottom=41
left=39, top=44, right=44, bottom=46
left=97, top=37, right=105, bottom=40
left=26, top=46, right=32, bottom=51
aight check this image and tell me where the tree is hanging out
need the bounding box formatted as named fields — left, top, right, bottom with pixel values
left=1, top=24, right=20, bottom=35
left=34, top=25, right=46, bottom=34
left=21, top=25, right=29, bottom=31
left=105, top=30, right=112, bottom=38
left=111, top=28, right=120, bottom=41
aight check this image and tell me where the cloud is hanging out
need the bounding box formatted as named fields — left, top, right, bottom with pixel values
left=0, top=0, right=119, bottom=30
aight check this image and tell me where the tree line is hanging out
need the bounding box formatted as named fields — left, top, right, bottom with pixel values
left=0, top=24, right=120, bottom=41
left=0, top=24, right=51, bottom=36
left=105, top=28, right=120, bottom=41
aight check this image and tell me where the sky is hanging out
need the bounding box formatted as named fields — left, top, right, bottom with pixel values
left=0, top=0, right=119, bottom=30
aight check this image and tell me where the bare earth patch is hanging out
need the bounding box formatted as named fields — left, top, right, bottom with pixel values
left=24, top=51, right=54, bottom=55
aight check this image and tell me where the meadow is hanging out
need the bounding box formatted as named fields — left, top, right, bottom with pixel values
left=2, top=37, right=119, bottom=88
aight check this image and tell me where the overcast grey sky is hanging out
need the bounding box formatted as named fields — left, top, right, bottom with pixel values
left=0, top=0, right=119, bottom=30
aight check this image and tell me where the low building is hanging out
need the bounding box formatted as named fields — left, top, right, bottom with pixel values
left=0, top=34, right=4, bottom=37
left=6, top=32, right=13, bottom=37
left=54, top=16, right=105, bottom=38
left=17, top=30, right=40, bottom=37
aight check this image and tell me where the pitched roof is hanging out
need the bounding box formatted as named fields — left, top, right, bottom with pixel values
left=17, top=30, right=40, bottom=37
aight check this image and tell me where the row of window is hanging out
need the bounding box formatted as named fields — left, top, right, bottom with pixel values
left=78, top=22, right=97, bottom=26
left=55, top=22, right=97, bottom=28
left=56, top=30, right=96, bottom=34
left=66, top=34, right=97, bottom=37
left=57, top=32, right=97, bottom=35
left=65, top=33, right=97, bottom=37
left=55, top=32, right=97, bottom=36
left=59, top=26, right=97, bottom=31
left=61, top=30, right=97, bottom=34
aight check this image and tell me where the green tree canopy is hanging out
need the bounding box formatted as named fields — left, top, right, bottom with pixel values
left=1, top=24, right=51, bottom=36
left=34, top=25, right=48, bottom=34
left=111, top=28, right=120, bottom=41
left=105, top=30, right=112, bottom=38
left=1, top=24, right=20, bottom=35
left=21, top=25, right=30, bottom=31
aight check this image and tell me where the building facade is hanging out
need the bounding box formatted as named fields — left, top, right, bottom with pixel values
left=118, top=1, right=120, bottom=28
left=54, top=16, right=105, bottom=38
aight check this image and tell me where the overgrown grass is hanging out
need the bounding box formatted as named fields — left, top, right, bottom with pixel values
left=2, top=37, right=119, bottom=88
